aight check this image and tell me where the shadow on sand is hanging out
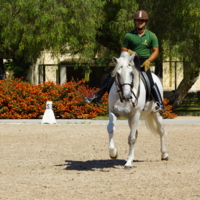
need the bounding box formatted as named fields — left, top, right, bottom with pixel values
left=55, top=159, right=144, bottom=171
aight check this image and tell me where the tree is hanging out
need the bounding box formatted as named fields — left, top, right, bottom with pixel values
left=136, top=0, right=200, bottom=108
left=95, top=1, right=138, bottom=55
left=0, top=0, right=138, bottom=77
left=0, top=0, right=106, bottom=77
left=168, top=5, right=200, bottom=108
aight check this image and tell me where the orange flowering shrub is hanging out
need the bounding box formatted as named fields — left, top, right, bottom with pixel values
left=0, top=79, right=176, bottom=119
left=162, top=98, right=178, bottom=119
left=0, top=78, right=108, bottom=119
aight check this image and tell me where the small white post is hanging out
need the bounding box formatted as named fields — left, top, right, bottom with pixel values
left=41, top=101, right=57, bottom=124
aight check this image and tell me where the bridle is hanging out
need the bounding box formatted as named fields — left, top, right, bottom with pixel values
left=114, top=64, right=141, bottom=107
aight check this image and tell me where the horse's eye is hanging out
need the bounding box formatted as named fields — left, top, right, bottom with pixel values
left=130, top=71, right=134, bottom=76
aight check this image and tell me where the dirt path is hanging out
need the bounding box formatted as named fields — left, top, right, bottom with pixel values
left=0, top=123, right=200, bottom=200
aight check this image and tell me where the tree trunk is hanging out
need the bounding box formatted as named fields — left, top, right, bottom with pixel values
left=0, top=57, right=6, bottom=80
left=154, top=42, right=163, bottom=79
left=169, top=61, right=199, bottom=109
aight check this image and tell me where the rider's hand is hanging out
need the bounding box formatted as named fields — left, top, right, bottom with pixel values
left=141, top=60, right=151, bottom=71
left=128, top=49, right=135, bottom=55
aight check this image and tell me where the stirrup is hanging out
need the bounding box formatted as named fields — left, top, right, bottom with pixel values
left=157, top=107, right=165, bottom=116
left=154, top=102, right=165, bottom=116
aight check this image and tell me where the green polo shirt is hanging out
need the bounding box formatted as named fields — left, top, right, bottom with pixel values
left=122, top=29, right=159, bottom=58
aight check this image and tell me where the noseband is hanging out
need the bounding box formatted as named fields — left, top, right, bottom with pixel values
left=116, top=73, right=133, bottom=90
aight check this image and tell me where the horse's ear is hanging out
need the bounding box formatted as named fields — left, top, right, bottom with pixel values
left=128, top=52, right=136, bottom=62
left=112, top=57, right=118, bottom=64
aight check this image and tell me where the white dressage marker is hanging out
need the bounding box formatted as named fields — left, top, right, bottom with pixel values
left=107, top=52, right=168, bottom=169
left=41, top=101, right=57, bottom=124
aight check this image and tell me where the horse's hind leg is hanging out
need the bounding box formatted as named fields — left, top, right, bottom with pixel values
left=107, top=112, right=118, bottom=159
left=152, top=112, right=169, bottom=160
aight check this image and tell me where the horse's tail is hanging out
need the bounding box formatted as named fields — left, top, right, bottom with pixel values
left=144, top=114, right=167, bottom=137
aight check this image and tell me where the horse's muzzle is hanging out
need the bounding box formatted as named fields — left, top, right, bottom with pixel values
left=122, top=94, right=132, bottom=102
left=121, top=84, right=133, bottom=102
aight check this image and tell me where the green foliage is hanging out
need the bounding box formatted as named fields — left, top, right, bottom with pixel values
left=136, top=0, right=200, bottom=108
left=139, top=0, right=200, bottom=63
left=95, top=0, right=138, bottom=64
left=0, top=0, right=139, bottom=78
left=0, top=0, right=105, bottom=76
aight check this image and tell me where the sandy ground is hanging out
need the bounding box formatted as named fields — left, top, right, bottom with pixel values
left=0, top=123, right=200, bottom=200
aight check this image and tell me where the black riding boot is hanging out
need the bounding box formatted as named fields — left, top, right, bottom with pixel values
left=151, top=83, right=165, bottom=114
left=84, top=74, right=114, bottom=104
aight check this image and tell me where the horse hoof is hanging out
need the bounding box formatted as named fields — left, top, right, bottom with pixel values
left=110, top=156, right=118, bottom=159
left=109, top=149, right=118, bottom=159
left=124, top=166, right=132, bottom=170
left=161, top=153, right=169, bottom=161
left=161, top=156, right=169, bottom=161
left=110, top=152, right=118, bottom=159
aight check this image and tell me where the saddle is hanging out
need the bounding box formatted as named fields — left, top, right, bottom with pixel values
left=133, top=58, right=153, bottom=102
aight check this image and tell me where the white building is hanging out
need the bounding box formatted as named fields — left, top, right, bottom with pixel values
left=27, top=51, right=200, bottom=93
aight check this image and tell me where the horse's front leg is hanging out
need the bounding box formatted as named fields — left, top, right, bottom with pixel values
left=107, top=112, right=118, bottom=159
left=125, top=114, right=140, bottom=169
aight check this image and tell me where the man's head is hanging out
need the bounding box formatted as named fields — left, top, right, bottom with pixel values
left=133, top=10, right=148, bottom=31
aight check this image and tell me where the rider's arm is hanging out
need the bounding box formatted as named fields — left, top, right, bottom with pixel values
left=147, top=47, right=159, bottom=62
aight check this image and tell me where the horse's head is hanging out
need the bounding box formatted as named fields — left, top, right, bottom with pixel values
left=111, top=52, right=137, bottom=102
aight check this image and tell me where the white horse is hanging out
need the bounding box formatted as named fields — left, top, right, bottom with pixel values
left=107, top=52, right=168, bottom=169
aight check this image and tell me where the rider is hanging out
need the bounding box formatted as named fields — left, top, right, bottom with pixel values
left=84, top=10, right=164, bottom=114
